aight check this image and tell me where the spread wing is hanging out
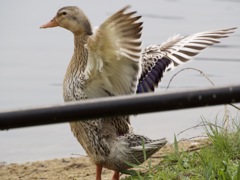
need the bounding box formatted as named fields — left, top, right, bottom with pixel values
left=84, top=6, right=142, bottom=98
left=137, top=27, right=237, bottom=93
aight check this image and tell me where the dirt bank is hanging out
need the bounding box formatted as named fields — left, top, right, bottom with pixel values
left=0, top=139, right=209, bottom=180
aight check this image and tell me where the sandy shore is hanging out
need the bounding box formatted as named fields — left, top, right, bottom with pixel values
left=0, top=155, right=114, bottom=180
left=0, top=139, right=209, bottom=180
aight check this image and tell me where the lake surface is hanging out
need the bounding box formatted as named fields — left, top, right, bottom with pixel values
left=0, top=0, right=240, bottom=163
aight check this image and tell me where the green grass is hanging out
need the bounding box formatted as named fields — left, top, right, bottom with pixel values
left=123, top=106, right=240, bottom=180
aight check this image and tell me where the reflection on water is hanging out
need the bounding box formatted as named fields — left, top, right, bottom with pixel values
left=0, top=0, right=240, bottom=163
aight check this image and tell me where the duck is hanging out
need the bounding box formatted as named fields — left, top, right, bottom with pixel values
left=40, top=6, right=236, bottom=180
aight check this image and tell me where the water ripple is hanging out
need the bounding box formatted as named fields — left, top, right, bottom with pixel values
left=141, top=13, right=184, bottom=20
left=195, top=57, right=240, bottom=62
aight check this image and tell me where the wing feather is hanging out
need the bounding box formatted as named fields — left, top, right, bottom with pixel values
left=84, top=6, right=142, bottom=97
left=137, top=27, right=237, bottom=93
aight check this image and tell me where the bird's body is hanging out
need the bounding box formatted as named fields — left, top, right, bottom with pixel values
left=41, top=6, right=236, bottom=180
left=59, top=8, right=165, bottom=175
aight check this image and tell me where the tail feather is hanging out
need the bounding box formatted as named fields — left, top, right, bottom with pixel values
left=107, top=134, right=167, bottom=172
left=130, top=138, right=167, bottom=163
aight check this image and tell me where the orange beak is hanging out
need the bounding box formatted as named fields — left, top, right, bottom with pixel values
left=40, top=18, right=59, bottom=28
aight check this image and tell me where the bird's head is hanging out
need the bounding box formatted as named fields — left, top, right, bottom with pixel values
left=40, top=6, right=92, bottom=36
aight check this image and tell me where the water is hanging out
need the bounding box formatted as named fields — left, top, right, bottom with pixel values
left=0, top=0, right=240, bottom=163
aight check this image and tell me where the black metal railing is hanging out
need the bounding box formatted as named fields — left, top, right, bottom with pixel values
left=0, top=85, right=240, bottom=130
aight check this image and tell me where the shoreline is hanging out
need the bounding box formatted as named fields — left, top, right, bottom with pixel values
left=0, top=139, right=209, bottom=180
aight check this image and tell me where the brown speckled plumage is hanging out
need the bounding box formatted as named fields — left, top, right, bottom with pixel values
left=41, top=6, right=167, bottom=180
left=41, top=5, right=236, bottom=180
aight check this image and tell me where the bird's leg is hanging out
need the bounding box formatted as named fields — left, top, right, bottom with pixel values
left=112, top=171, right=120, bottom=180
left=96, top=165, right=102, bottom=180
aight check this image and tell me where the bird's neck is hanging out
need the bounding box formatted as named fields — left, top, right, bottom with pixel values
left=73, top=35, right=88, bottom=72
left=65, top=35, right=89, bottom=77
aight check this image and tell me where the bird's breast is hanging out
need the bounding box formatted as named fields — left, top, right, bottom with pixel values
left=63, top=74, right=87, bottom=102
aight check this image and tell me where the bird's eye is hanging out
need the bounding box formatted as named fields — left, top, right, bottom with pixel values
left=62, top=12, right=67, bottom=16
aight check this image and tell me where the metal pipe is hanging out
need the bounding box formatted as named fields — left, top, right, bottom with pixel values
left=0, top=85, right=240, bottom=130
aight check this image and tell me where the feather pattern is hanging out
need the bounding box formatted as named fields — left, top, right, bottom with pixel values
left=137, top=27, right=237, bottom=93
left=85, top=6, right=142, bottom=97
left=41, top=5, right=236, bottom=179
